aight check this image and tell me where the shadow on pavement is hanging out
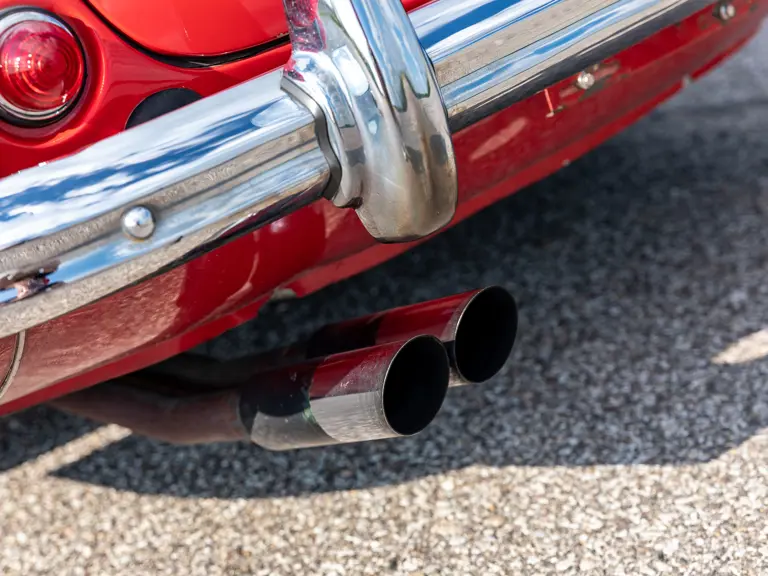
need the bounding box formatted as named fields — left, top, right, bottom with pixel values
left=0, top=407, right=101, bottom=473
left=7, top=83, right=768, bottom=499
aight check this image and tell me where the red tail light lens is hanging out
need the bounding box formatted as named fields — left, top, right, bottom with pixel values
left=0, top=11, right=85, bottom=125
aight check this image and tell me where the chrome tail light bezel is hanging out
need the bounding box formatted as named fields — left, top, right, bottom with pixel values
left=0, top=8, right=86, bottom=126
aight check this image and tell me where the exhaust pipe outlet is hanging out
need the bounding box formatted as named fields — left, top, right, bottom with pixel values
left=444, top=286, right=518, bottom=385
left=51, top=335, right=450, bottom=448
left=240, top=336, right=449, bottom=449
left=267, top=286, right=518, bottom=386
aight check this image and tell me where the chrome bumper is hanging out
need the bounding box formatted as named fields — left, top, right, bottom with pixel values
left=0, top=0, right=710, bottom=338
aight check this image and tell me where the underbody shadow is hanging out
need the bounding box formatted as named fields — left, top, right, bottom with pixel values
left=0, top=407, right=101, bottom=472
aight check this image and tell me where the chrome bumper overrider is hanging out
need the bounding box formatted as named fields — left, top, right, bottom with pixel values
left=0, top=0, right=710, bottom=338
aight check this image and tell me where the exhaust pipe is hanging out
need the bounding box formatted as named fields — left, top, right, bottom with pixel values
left=226, top=286, right=517, bottom=386
left=152, top=286, right=518, bottom=388
left=50, top=380, right=249, bottom=445
left=51, top=336, right=450, bottom=448
left=240, top=336, right=449, bottom=449
left=299, top=286, right=518, bottom=386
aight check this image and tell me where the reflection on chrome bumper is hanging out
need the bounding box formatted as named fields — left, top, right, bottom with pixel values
left=0, top=0, right=710, bottom=338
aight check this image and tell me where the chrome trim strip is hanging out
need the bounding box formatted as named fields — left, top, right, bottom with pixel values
left=428, top=0, right=712, bottom=129
left=0, top=0, right=711, bottom=337
left=0, top=10, right=85, bottom=124
left=0, top=331, right=26, bottom=400
left=414, top=0, right=617, bottom=85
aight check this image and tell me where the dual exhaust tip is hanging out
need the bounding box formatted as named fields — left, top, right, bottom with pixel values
left=448, top=285, right=519, bottom=385
left=52, top=286, right=518, bottom=449
left=239, top=335, right=451, bottom=450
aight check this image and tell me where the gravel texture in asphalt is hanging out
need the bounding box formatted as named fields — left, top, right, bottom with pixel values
left=2, top=25, right=768, bottom=576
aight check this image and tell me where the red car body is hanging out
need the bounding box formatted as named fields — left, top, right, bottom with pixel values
left=0, top=0, right=765, bottom=415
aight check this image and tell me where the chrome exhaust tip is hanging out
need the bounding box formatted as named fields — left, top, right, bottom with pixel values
left=240, top=335, right=450, bottom=450
left=301, top=285, right=518, bottom=386
left=448, top=286, right=518, bottom=385
left=380, top=335, right=450, bottom=437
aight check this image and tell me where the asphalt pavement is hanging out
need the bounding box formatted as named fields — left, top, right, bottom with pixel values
left=2, top=25, right=768, bottom=576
